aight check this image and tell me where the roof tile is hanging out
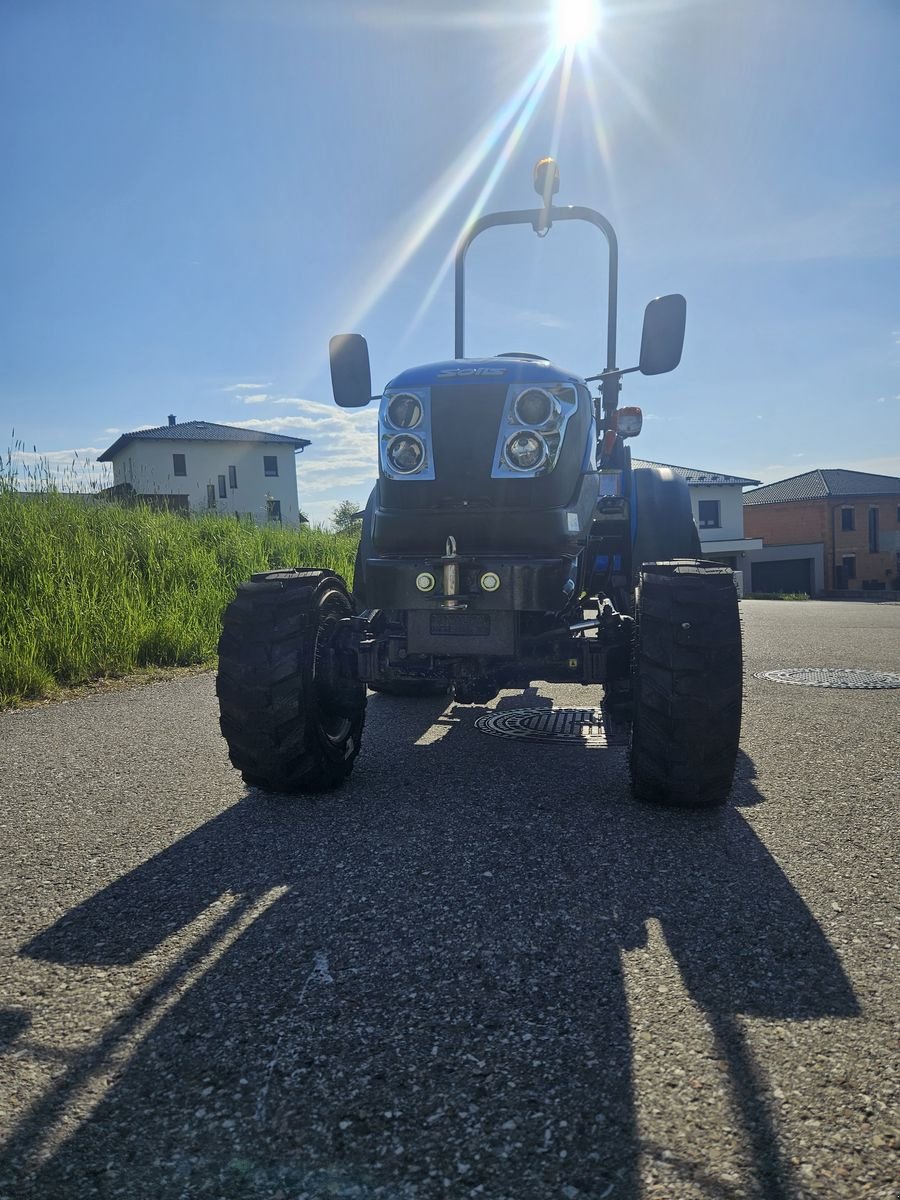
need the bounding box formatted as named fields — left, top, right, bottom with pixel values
left=743, top=468, right=900, bottom=504
left=632, top=458, right=761, bottom=487
left=98, top=420, right=310, bottom=462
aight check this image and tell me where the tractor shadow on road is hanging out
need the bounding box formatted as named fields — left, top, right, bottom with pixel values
left=13, top=694, right=859, bottom=1200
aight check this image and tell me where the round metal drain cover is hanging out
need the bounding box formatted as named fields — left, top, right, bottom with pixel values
left=754, top=668, right=900, bottom=689
left=475, top=707, right=613, bottom=746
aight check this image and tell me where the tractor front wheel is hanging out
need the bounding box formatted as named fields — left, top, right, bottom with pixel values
left=217, top=569, right=366, bottom=793
left=630, top=561, right=742, bottom=808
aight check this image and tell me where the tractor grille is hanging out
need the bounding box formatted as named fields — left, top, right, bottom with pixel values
left=430, top=383, right=507, bottom=500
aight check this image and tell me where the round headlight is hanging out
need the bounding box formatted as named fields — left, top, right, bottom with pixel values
left=504, top=430, right=548, bottom=472
left=513, top=388, right=557, bottom=428
left=386, top=434, right=426, bottom=475
left=386, top=393, right=423, bottom=430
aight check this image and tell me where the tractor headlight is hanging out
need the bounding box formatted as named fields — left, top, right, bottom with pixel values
left=512, top=387, right=559, bottom=429
left=386, top=392, right=423, bottom=430
left=504, top=430, right=548, bottom=472
left=492, top=382, right=579, bottom=479
left=380, top=387, right=434, bottom=480
left=386, top=434, right=426, bottom=475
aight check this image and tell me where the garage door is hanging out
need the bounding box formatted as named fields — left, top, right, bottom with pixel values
left=751, top=559, right=813, bottom=594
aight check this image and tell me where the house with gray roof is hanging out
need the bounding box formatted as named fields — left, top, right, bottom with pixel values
left=743, top=469, right=900, bottom=594
left=98, top=417, right=311, bottom=524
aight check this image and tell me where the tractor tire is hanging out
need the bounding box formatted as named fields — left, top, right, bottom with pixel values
left=630, top=561, right=742, bottom=808
left=631, top=467, right=701, bottom=584
left=216, top=569, right=366, bottom=793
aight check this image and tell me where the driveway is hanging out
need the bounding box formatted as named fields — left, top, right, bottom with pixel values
left=0, top=600, right=897, bottom=1199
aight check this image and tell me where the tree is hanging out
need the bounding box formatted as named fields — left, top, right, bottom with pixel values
left=331, top=499, right=363, bottom=534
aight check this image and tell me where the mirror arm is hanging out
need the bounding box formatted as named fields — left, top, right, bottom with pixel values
left=584, top=365, right=640, bottom=383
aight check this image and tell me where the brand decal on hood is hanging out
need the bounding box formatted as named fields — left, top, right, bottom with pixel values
left=436, top=367, right=507, bottom=377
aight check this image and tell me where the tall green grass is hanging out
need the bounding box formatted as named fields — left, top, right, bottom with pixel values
left=0, top=478, right=358, bottom=707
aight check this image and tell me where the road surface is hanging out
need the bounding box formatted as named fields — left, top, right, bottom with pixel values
left=1, top=600, right=897, bottom=1199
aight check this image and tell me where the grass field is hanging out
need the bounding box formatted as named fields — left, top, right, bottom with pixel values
left=0, top=483, right=358, bottom=708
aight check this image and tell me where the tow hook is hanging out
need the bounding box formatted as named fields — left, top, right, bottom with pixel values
left=441, top=536, right=464, bottom=610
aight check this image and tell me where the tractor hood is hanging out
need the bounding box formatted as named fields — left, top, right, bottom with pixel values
left=385, top=355, right=584, bottom=391
left=373, top=353, right=598, bottom=556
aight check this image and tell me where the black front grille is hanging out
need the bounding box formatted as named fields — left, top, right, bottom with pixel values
left=430, top=383, right=507, bottom=499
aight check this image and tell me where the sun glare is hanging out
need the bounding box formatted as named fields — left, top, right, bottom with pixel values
left=553, top=0, right=601, bottom=49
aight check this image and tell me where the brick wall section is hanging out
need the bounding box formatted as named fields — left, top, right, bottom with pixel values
left=744, top=500, right=827, bottom=546
left=745, top=497, right=900, bottom=590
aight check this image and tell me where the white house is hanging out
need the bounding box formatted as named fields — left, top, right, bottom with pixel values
left=98, top=417, right=311, bottom=524
left=633, top=458, right=764, bottom=570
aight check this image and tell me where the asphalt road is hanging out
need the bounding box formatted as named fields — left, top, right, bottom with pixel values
left=1, top=600, right=897, bottom=1200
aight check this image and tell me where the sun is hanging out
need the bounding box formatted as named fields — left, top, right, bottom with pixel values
left=552, top=0, right=602, bottom=49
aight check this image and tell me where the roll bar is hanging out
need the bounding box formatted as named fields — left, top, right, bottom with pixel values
left=453, top=205, right=619, bottom=380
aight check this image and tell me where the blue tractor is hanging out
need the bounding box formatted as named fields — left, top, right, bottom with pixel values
left=217, top=159, right=742, bottom=807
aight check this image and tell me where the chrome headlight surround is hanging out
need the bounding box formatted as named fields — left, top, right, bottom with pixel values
left=504, top=430, right=549, bottom=472
left=385, top=392, right=424, bottom=430
left=386, top=434, right=426, bottom=475
left=511, top=387, right=560, bottom=430
left=379, top=387, right=434, bottom=480
left=492, top=382, right=577, bottom=478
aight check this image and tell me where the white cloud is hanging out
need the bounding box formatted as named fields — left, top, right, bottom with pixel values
left=225, top=399, right=379, bottom=504
left=103, top=427, right=121, bottom=435
left=242, top=394, right=270, bottom=405
left=221, top=381, right=272, bottom=393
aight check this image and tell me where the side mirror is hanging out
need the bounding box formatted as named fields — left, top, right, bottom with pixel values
left=639, top=294, right=686, bottom=376
left=329, top=334, right=373, bottom=407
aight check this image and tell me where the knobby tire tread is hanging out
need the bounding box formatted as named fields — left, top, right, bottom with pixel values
left=216, top=569, right=366, bottom=793
left=630, top=562, right=742, bottom=808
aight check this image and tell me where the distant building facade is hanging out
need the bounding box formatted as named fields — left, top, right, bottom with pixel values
left=98, top=418, right=310, bottom=525
left=743, top=469, right=900, bottom=593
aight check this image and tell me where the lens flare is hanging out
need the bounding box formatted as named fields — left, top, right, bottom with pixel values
left=553, top=0, right=601, bottom=49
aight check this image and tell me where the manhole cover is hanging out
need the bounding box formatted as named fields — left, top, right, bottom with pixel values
left=754, top=668, right=900, bottom=689
left=475, top=707, right=625, bottom=746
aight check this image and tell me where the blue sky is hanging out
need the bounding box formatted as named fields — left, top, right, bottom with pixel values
left=2, top=0, right=898, bottom=524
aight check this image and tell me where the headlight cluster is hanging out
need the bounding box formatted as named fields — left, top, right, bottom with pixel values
left=505, top=430, right=548, bottom=471
left=380, top=389, right=435, bottom=480
left=493, top=384, right=577, bottom=478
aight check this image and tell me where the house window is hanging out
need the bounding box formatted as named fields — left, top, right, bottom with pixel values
left=697, top=499, right=720, bottom=529
left=840, top=507, right=854, bottom=531
left=218, top=474, right=227, bottom=499
left=264, top=455, right=278, bottom=477
left=842, top=555, right=856, bottom=580
left=868, top=507, right=879, bottom=552
left=207, top=484, right=216, bottom=509
left=173, top=453, right=187, bottom=476
left=228, top=465, right=237, bottom=489
left=267, top=498, right=282, bottom=523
